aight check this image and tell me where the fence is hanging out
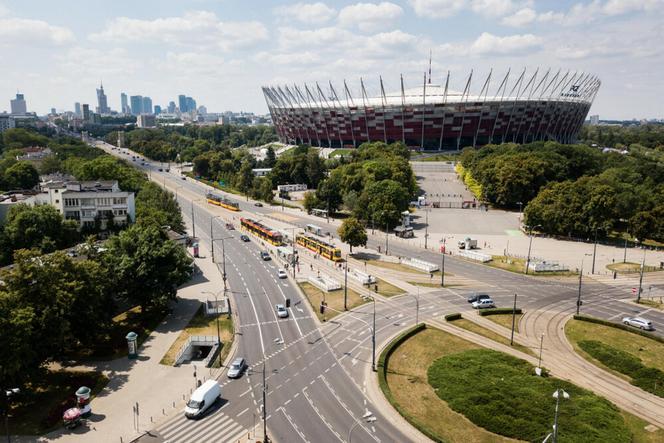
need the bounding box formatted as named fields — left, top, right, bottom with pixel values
left=402, top=257, right=439, bottom=272
left=458, top=250, right=492, bottom=263
left=528, top=261, right=569, bottom=272
left=349, top=269, right=376, bottom=285
left=174, top=335, right=219, bottom=367
left=308, top=274, right=341, bottom=292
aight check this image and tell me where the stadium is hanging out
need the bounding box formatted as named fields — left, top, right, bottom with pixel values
left=262, top=69, right=600, bottom=150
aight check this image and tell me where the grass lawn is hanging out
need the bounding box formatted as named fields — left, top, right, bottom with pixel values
left=485, top=313, right=524, bottom=333
left=9, top=370, right=108, bottom=435
left=298, top=281, right=366, bottom=322
left=65, top=306, right=165, bottom=361
left=160, top=305, right=234, bottom=367
left=417, top=153, right=458, bottom=162
left=384, top=327, right=514, bottom=442
left=607, top=262, right=661, bottom=273
left=450, top=318, right=533, bottom=357
left=428, top=348, right=632, bottom=442
left=374, top=278, right=405, bottom=297
left=407, top=281, right=446, bottom=288
left=488, top=256, right=578, bottom=277
left=329, top=148, right=354, bottom=157
left=638, top=298, right=664, bottom=311
left=565, top=319, right=664, bottom=397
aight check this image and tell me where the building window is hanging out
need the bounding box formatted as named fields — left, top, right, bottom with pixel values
left=64, top=198, right=79, bottom=207
left=55, top=199, right=59, bottom=204
left=80, top=198, right=95, bottom=206
left=97, top=197, right=112, bottom=206
left=113, top=197, right=127, bottom=205
left=65, top=211, right=80, bottom=220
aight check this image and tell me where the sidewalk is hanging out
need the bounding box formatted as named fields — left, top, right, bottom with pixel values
left=26, top=240, right=229, bottom=443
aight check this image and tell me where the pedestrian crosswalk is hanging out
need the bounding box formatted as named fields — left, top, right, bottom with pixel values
left=155, top=409, right=248, bottom=443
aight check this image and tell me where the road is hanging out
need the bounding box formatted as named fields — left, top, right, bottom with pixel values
left=96, top=140, right=664, bottom=441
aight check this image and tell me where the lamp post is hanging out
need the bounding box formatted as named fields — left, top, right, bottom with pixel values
left=348, top=414, right=376, bottom=443
left=174, top=185, right=183, bottom=201
left=510, top=293, right=517, bottom=346
left=385, top=222, right=389, bottom=256
left=4, top=388, right=19, bottom=443
left=424, top=208, right=429, bottom=250
left=524, top=224, right=541, bottom=275
left=290, top=227, right=298, bottom=278
left=210, top=215, right=221, bottom=263
left=591, top=227, right=598, bottom=274
left=537, top=333, right=545, bottom=369
left=344, top=253, right=348, bottom=311
left=516, top=201, right=523, bottom=221
left=202, top=290, right=223, bottom=367
left=577, top=253, right=592, bottom=315
left=408, top=288, right=420, bottom=325
left=551, top=389, right=570, bottom=443
left=623, top=232, right=629, bottom=263
left=371, top=296, right=376, bottom=371
left=637, top=248, right=646, bottom=303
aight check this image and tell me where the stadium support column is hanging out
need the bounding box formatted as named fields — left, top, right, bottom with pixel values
left=489, top=69, right=510, bottom=145
left=456, top=70, right=473, bottom=151
left=513, top=69, right=539, bottom=144
left=473, top=69, right=493, bottom=148
left=501, top=68, right=526, bottom=144
left=421, top=72, right=426, bottom=151
left=344, top=80, right=357, bottom=148
left=380, top=76, right=388, bottom=144
left=329, top=82, right=346, bottom=148
left=400, top=74, right=406, bottom=145
left=316, top=82, right=333, bottom=148
left=523, top=70, right=553, bottom=143
left=360, top=77, right=371, bottom=145
left=538, top=71, right=566, bottom=141
left=438, top=71, right=450, bottom=151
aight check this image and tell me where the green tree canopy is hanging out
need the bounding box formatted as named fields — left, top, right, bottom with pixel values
left=337, top=217, right=367, bottom=253
left=4, top=161, right=40, bottom=190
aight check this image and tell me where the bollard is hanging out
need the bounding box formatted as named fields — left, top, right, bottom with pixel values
left=120, top=438, right=123, bottom=443
left=173, top=401, right=176, bottom=408
left=151, top=416, right=153, bottom=423
left=163, top=408, right=165, bottom=415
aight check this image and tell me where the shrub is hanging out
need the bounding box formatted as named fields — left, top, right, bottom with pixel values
left=478, top=308, right=523, bottom=316
left=444, top=313, right=462, bottom=321
left=573, top=315, right=664, bottom=344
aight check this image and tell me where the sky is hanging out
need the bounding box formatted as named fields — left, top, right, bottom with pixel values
left=1, top=0, right=663, bottom=119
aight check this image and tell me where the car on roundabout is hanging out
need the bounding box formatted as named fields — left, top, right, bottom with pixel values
left=622, top=316, right=654, bottom=331
left=276, top=304, right=288, bottom=318
left=277, top=269, right=287, bottom=279
left=472, top=298, right=495, bottom=309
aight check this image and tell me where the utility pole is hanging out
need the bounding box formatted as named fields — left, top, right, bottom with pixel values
left=525, top=232, right=533, bottom=275
left=623, top=234, right=629, bottom=263
left=591, top=228, right=598, bottom=274
left=577, top=264, right=583, bottom=315
left=291, top=227, right=297, bottom=278
left=191, top=201, right=196, bottom=239
left=262, top=364, right=268, bottom=443
left=344, top=254, right=348, bottom=311
left=510, top=293, right=517, bottom=346
left=221, top=239, right=227, bottom=291
left=424, top=209, right=429, bottom=250
left=637, top=249, right=646, bottom=303
left=210, top=217, right=216, bottom=263
left=372, top=297, right=376, bottom=371
left=441, top=250, right=445, bottom=287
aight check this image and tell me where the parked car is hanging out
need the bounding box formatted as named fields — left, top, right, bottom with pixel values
left=277, top=269, right=287, bottom=279
left=260, top=251, right=271, bottom=261
left=622, top=317, right=654, bottom=331
left=184, top=380, right=220, bottom=419
left=225, top=223, right=234, bottom=230
left=227, top=357, right=246, bottom=379
left=181, top=175, right=186, bottom=180
left=240, top=234, right=250, bottom=242
left=158, top=168, right=163, bottom=172
left=254, top=202, right=263, bottom=207
left=276, top=304, right=288, bottom=318
left=472, top=299, right=495, bottom=309
left=165, top=168, right=170, bottom=172
left=467, top=293, right=491, bottom=303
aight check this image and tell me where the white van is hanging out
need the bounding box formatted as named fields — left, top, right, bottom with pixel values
left=184, top=380, right=221, bottom=419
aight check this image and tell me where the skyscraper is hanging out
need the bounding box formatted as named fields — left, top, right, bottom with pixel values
left=154, top=105, right=162, bottom=115
left=178, top=95, right=187, bottom=113
left=74, top=102, right=81, bottom=117
left=142, top=96, right=153, bottom=115
left=10, top=93, right=27, bottom=114
left=186, top=97, right=196, bottom=114
left=121, top=93, right=129, bottom=114
left=168, top=101, right=176, bottom=114
left=96, top=82, right=109, bottom=114
left=82, top=104, right=90, bottom=121
left=129, top=95, right=143, bottom=115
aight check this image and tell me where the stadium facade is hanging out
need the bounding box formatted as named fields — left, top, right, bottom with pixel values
left=262, top=69, right=600, bottom=150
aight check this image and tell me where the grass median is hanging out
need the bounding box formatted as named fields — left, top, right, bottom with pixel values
left=381, top=325, right=652, bottom=443
left=448, top=317, right=533, bottom=357
left=487, top=255, right=577, bottom=277
left=160, top=305, right=233, bottom=367
left=298, top=281, right=366, bottom=322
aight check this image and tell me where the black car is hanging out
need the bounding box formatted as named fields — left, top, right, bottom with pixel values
left=467, top=293, right=491, bottom=303
left=260, top=251, right=271, bottom=261
left=254, top=202, right=263, bottom=207
left=240, top=234, right=250, bottom=242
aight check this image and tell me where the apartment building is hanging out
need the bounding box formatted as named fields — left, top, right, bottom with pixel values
left=42, top=180, right=135, bottom=229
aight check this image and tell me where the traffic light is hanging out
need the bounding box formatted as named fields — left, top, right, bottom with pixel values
left=286, top=298, right=291, bottom=308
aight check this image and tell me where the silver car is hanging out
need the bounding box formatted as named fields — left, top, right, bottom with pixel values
left=276, top=304, right=289, bottom=318
left=227, top=357, right=246, bottom=378
left=622, top=317, right=654, bottom=331
left=472, top=298, right=495, bottom=309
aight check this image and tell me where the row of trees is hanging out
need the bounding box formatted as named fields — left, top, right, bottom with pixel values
left=459, top=140, right=664, bottom=241
left=305, top=142, right=417, bottom=229
left=580, top=123, right=664, bottom=149
left=0, top=225, right=192, bottom=386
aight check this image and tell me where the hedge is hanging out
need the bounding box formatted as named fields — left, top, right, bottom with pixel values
left=573, top=314, right=664, bottom=344
left=444, top=313, right=462, bottom=321
left=479, top=308, right=523, bottom=317
left=376, top=323, right=444, bottom=442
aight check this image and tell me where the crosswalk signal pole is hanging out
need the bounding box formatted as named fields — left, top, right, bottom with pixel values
left=263, top=364, right=268, bottom=443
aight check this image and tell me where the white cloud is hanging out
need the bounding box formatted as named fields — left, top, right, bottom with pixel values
left=602, top=0, right=663, bottom=15
left=470, top=32, right=542, bottom=55
left=0, top=4, right=8, bottom=17
left=471, top=0, right=528, bottom=17
left=90, top=11, right=268, bottom=51
left=274, top=2, right=336, bottom=25
left=338, top=2, right=403, bottom=32
left=0, top=17, right=74, bottom=45
left=408, top=0, right=466, bottom=18
left=500, top=7, right=536, bottom=26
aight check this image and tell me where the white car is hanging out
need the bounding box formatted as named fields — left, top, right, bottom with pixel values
left=227, top=357, right=246, bottom=379
left=472, top=298, right=495, bottom=309
left=622, top=317, right=654, bottom=331
left=276, top=304, right=289, bottom=318
left=277, top=269, right=288, bottom=279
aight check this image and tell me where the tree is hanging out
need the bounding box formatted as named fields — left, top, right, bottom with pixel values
left=135, top=181, right=185, bottom=232
left=359, top=179, right=410, bottom=229
left=337, top=217, right=367, bottom=253
left=303, top=191, right=319, bottom=213
left=264, top=146, right=276, bottom=167
left=4, top=161, right=40, bottom=190
left=38, top=155, right=63, bottom=175
left=103, top=225, right=193, bottom=315
left=4, top=204, right=79, bottom=254
left=235, top=160, right=254, bottom=195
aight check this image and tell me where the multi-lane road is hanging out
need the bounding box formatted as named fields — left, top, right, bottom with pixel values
left=96, top=140, right=664, bottom=442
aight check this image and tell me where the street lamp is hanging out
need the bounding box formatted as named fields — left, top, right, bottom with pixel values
left=424, top=208, right=429, bottom=250
left=537, top=333, right=545, bottom=374
left=637, top=247, right=647, bottom=304
left=577, top=253, right=592, bottom=315
left=174, top=185, right=183, bottom=201
left=551, top=389, right=570, bottom=443
left=408, top=287, right=420, bottom=325
left=591, top=227, right=599, bottom=274
left=344, top=253, right=349, bottom=311
left=516, top=201, right=523, bottom=221
left=5, top=388, right=20, bottom=443
left=210, top=215, right=221, bottom=263
left=524, top=224, right=542, bottom=275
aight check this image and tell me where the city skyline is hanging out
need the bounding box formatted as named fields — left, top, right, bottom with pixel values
left=1, top=0, right=663, bottom=119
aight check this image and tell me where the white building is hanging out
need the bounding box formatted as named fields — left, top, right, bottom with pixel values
left=42, top=180, right=135, bottom=229
left=277, top=184, right=307, bottom=192
left=252, top=168, right=272, bottom=177
left=137, top=114, right=156, bottom=128
left=0, top=113, right=16, bottom=132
